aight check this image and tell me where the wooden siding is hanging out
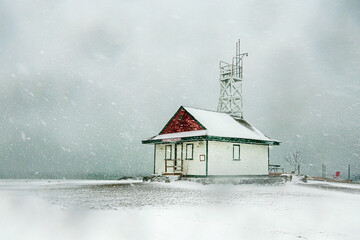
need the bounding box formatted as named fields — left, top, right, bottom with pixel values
left=155, top=141, right=268, bottom=176
left=155, top=144, right=166, bottom=174
left=160, top=108, right=205, bottom=135
left=154, top=141, right=206, bottom=176
left=208, top=142, right=268, bottom=176
left=182, top=141, right=206, bottom=176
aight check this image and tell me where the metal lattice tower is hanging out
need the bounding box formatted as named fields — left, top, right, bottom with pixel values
left=217, top=40, right=248, bottom=119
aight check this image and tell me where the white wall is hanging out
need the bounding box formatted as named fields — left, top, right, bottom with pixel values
left=155, top=141, right=269, bottom=176
left=154, top=144, right=165, bottom=174
left=154, top=142, right=206, bottom=176
left=208, top=141, right=268, bottom=176
left=182, top=141, right=206, bottom=176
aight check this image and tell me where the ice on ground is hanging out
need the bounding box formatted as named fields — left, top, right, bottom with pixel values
left=306, top=180, right=360, bottom=189
left=0, top=179, right=360, bottom=240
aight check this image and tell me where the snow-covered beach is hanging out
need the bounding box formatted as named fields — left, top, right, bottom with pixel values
left=0, top=179, right=359, bottom=240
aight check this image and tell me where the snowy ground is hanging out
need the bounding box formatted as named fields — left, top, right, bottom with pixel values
left=0, top=179, right=360, bottom=240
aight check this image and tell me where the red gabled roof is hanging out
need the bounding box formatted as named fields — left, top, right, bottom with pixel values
left=159, top=106, right=206, bottom=135
left=143, top=106, right=280, bottom=145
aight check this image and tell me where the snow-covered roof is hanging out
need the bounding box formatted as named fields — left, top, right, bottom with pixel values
left=183, top=107, right=275, bottom=142
left=143, top=106, right=279, bottom=144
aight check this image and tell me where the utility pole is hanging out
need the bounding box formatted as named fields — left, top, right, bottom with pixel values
left=322, top=164, right=327, bottom=178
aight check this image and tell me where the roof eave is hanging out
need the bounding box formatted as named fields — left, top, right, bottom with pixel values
left=142, top=135, right=280, bottom=145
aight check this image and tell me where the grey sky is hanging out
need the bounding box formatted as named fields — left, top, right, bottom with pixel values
left=0, top=0, right=359, bottom=178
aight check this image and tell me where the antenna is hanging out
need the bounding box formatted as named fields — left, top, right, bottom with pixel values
left=217, top=40, right=248, bottom=118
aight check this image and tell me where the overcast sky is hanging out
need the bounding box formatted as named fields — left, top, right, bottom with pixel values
left=0, top=0, right=359, bottom=178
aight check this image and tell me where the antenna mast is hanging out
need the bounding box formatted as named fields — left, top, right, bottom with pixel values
left=217, top=39, right=248, bottom=118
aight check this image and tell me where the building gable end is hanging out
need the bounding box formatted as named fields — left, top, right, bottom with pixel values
left=159, top=106, right=206, bottom=135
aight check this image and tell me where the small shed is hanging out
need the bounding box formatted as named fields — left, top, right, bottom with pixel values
left=142, top=106, right=280, bottom=177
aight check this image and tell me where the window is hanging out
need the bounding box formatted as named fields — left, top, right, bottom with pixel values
left=165, top=145, right=172, bottom=160
left=185, top=143, right=193, bottom=160
left=233, top=144, right=240, bottom=161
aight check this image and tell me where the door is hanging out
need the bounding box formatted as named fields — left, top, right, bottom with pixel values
left=174, top=143, right=183, bottom=172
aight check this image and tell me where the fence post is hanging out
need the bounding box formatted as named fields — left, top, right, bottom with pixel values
left=297, top=165, right=300, bottom=175
left=348, top=164, right=351, bottom=180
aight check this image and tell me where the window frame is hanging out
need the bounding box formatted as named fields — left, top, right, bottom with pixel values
left=185, top=143, right=194, bottom=160
left=165, top=145, right=172, bottom=160
left=233, top=144, right=240, bottom=161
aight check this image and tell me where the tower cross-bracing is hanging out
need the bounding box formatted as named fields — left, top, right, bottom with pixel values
left=217, top=40, right=248, bottom=119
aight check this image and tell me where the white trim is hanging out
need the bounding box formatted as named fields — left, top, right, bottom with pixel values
left=153, top=130, right=208, bottom=140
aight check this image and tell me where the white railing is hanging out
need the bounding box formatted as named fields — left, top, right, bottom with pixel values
left=165, top=159, right=183, bottom=174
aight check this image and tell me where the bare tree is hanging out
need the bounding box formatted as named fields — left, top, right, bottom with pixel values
left=284, top=150, right=302, bottom=174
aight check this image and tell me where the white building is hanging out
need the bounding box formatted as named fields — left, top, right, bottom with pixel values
left=142, top=106, right=280, bottom=177
left=142, top=41, right=280, bottom=177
